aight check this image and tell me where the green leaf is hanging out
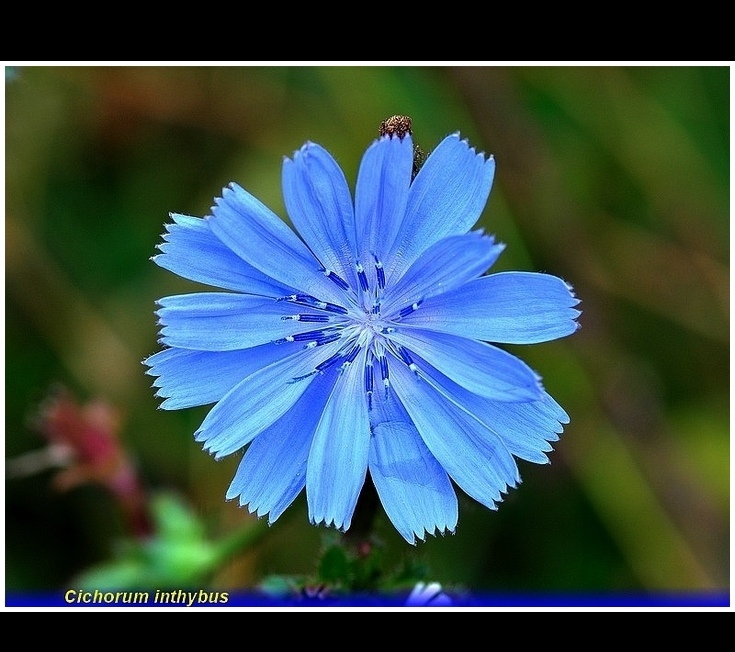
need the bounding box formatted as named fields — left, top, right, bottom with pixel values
left=318, top=545, right=350, bottom=584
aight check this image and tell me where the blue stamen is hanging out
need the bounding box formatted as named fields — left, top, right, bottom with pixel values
left=374, top=256, right=386, bottom=290
left=288, top=327, right=344, bottom=346
left=397, top=345, right=420, bottom=375
left=289, top=370, right=318, bottom=383
left=291, top=329, right=328, bottom=342
left=322, top=302, right=349, bottom=315
left=316, top=352, right=342, bottom=372
left=325, top=270, right=350, bottom=291
left=315, top=333, right=342, bottom=346
left=281, top=313, right=331, bottom=323
left=364, top=361, right=374, bottom=395
left=399, top=300, right=422, bottom=318
left=277, top=293, right=312, bottom=303
left=277, top=293, right=347, bottom=315
left=379, top=355, right=389, bottom=382
left=397, top=345, right=414, bottom=366
left=344, top=345, right=361, bottom=364
left=356, top=263, right=369, bottom=293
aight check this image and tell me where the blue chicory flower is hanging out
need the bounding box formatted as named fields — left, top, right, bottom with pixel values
left=145, top=131, right=580, bottom=544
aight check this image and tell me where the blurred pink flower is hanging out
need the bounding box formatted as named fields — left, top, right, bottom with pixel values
left=32, top=386, right=151, bottom=537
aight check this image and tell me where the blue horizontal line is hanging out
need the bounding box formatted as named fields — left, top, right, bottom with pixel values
left=4, top=590, right=730, bottom=608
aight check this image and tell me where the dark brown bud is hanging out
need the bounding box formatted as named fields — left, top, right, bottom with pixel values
left=379, top=115, right=413, bottom=140
left=378, top=115, right=428, bottom=181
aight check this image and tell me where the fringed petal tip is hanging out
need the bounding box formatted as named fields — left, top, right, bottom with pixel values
left=224, top=493, right=277, bottom=527
left=150, top=394, right=176, bottom=411
left=281, top=141, right=318, bottom=165
left=375, top=132, right=414, bottom=149
left=309, top=515, right=350, bottom=533
left=468, top=228, right=504, bottom=248
left=229, top=495, right=265, bottom=519
left=447, top=131, right=495, bottom=163
left=209, top=181, right=245, bottom=209
left=410, top=524, right=456, bottom=545
left=561, top=279, right=583, bottom=308
left=416, top=525, right=438, bottom=545
left=168, top=212, right=193, bottom=224
left=292, top=140, right=316, bottom=159
left=225, top=478, right=270, bottom=525
left=565, top=280, right=584, bottom=330
left=199, top=437, right=236, bottom=462
left=401, top=520, right=459, bottom=546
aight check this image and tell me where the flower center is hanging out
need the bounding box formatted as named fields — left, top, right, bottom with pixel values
left=275, top=258, right=422, bottom=399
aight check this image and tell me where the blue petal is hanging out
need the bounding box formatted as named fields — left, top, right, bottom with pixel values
left=282, top=142, right=357, bottom=286
left=385, top=133, right=496, bottom=281
left=156, top=292, right=344, bottom=351
left=368, top=384, right=457, bottom=544
left=144, top=342, right=302, bottom=409
left=226, top=366, right=340, bottom=523
left=307, top=351, right=371, bottom=532
left=389, top=329, right=543, bottom=402
left=477, top=394, right=566, bottom=464
left=401, top=271, right=581, bottom=344
left=208, top=183, right=344, bottom=305
left=390, top=362, right=520, bottom=511
left=153, top=214, right=291, bottom=296
left=382, top=230, right=505, bottom=313
left=416, top=357, right=567, bottom=464
left=194, top=339, right=343, bottom=459
left=354, top=135, right=413, bottom=272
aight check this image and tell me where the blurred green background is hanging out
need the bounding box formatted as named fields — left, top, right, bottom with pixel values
left=4, top=65, right=729, bottom=601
